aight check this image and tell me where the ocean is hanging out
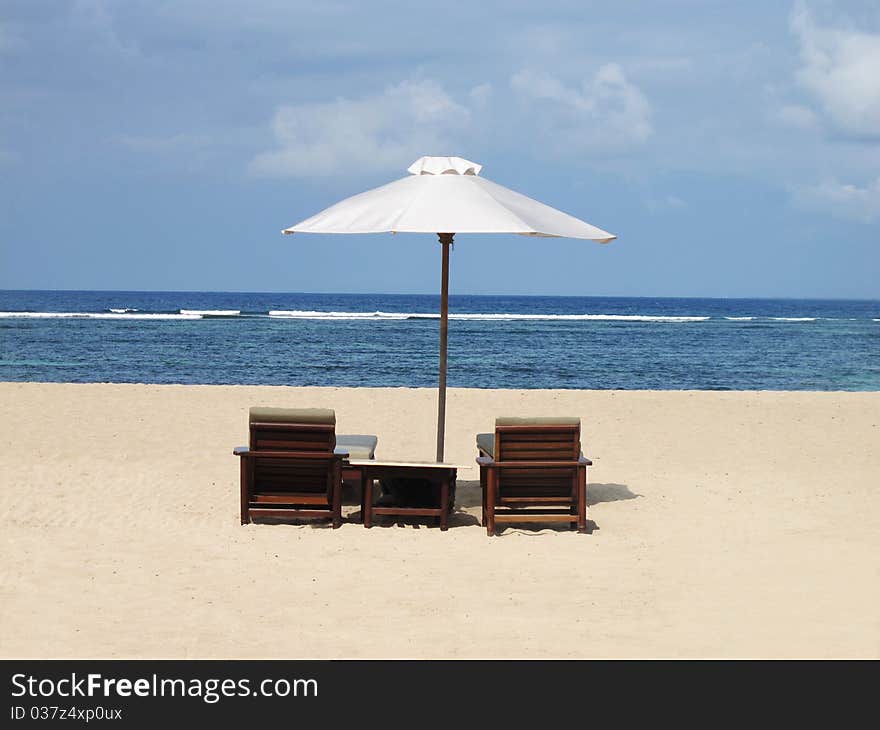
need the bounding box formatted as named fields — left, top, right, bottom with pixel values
left=1, top=290, right=878, bottom=390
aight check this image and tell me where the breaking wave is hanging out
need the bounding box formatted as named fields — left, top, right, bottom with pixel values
left=268, top=310, right=710, bottom=322
left=179, top=309, right=241, bottom=317
left=0, top=312, right=201, bottom=320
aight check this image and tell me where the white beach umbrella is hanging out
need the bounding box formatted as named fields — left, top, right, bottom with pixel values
left=283, top=156, right=616, bottom=461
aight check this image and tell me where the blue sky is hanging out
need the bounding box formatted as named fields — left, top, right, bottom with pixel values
left=1, top=0, right=878, bottom=298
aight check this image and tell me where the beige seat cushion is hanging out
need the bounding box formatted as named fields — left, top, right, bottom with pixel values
left=476, top=432, right=495, bottom=458
left=335, top=435, right=378, bottom=460
left=495, top=416, right=580, bottom=427
left=249, top=407, right=335, bottom=425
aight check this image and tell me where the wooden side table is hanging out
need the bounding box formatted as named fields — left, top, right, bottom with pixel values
left=347, top=460, right=458, bottom=531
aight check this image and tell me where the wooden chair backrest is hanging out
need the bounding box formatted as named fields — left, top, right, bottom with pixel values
left=249, top=422, right=336, bottom=453
left=495, top=423, right=581, bottom=500
left=495, top=423, right=580, bottom=462
left=249, top=422, right=336, bottom=497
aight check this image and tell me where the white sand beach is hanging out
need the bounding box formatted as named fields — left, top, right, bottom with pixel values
left=1, top=382, right=878, bottom=658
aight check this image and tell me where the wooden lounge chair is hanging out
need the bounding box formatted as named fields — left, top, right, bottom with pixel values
left=476, top=417, right=591, bottom=536
left=234, top=407, right=377, bottom=528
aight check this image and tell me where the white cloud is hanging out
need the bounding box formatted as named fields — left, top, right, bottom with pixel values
left=771, top=103, right=819, bottom=130
left=793, top=177, right=880, bottom=223
left=509, top=64, right=652, bottom=153
left=646, top=195, right=687, bottom=212
left=71, top=0, right=139, bottom=57
left=469, top=83, right=493, bottom=107
left=250, top=80, right=471, bottom=178
left=791, top=3, right=880, bottom=138
left=251, top=66, right=651, bottom=179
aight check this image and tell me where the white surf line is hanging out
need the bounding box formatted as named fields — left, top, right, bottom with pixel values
left=179, top=309, right=241, bottom=316
left=268, top=310, right=711, bottom=322
left=0, top=312, right=202, bottom=320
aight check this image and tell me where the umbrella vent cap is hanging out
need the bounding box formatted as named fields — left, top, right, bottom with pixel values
left=407, top=156, right=482, bottom=176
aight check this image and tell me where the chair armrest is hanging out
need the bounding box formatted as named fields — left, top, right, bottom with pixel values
left=233, top=449, right=345, bottom=461
left=477, top=456, right=591, bottom=466
left=490, top=459, right=587, bottom=468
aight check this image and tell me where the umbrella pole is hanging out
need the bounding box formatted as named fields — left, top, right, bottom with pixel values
left=436, top=232, right=453, bottom=462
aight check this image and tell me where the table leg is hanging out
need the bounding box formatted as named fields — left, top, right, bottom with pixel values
left=440, top=476, right=449, bottom=531
left=363, top=473, right=373, bottom=529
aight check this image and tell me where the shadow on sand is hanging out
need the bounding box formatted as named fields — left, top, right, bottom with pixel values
left=450, top=480, right=642, bottom=535
left=249, top=481, right=640, bottom=532
left=586, top=482, right=641, bottom=506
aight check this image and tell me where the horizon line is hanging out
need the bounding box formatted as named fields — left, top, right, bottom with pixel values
left=0, top=288, right=879, bottom=303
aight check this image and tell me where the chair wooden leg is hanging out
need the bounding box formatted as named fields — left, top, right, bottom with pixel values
left=486, top=468, right=497, bottom=537
left=577, top=465, right=588, bottom=534
left=239, top=456, right=250, bottom=525
left=480, top=466, right=487, bottom=527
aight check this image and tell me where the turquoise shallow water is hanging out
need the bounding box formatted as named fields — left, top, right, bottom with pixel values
left=1, top=290, right=878, bottom=390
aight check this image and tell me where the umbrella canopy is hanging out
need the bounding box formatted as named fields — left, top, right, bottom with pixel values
left=284, top=156, right=616, bottom=241
left=283, top=156, right=616, bottom=460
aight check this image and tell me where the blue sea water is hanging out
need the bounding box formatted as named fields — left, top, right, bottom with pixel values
left=1, top=290, right=878, bottom=390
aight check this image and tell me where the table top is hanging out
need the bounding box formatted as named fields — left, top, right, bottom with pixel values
left=347, top=459, right=463, bottom=470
